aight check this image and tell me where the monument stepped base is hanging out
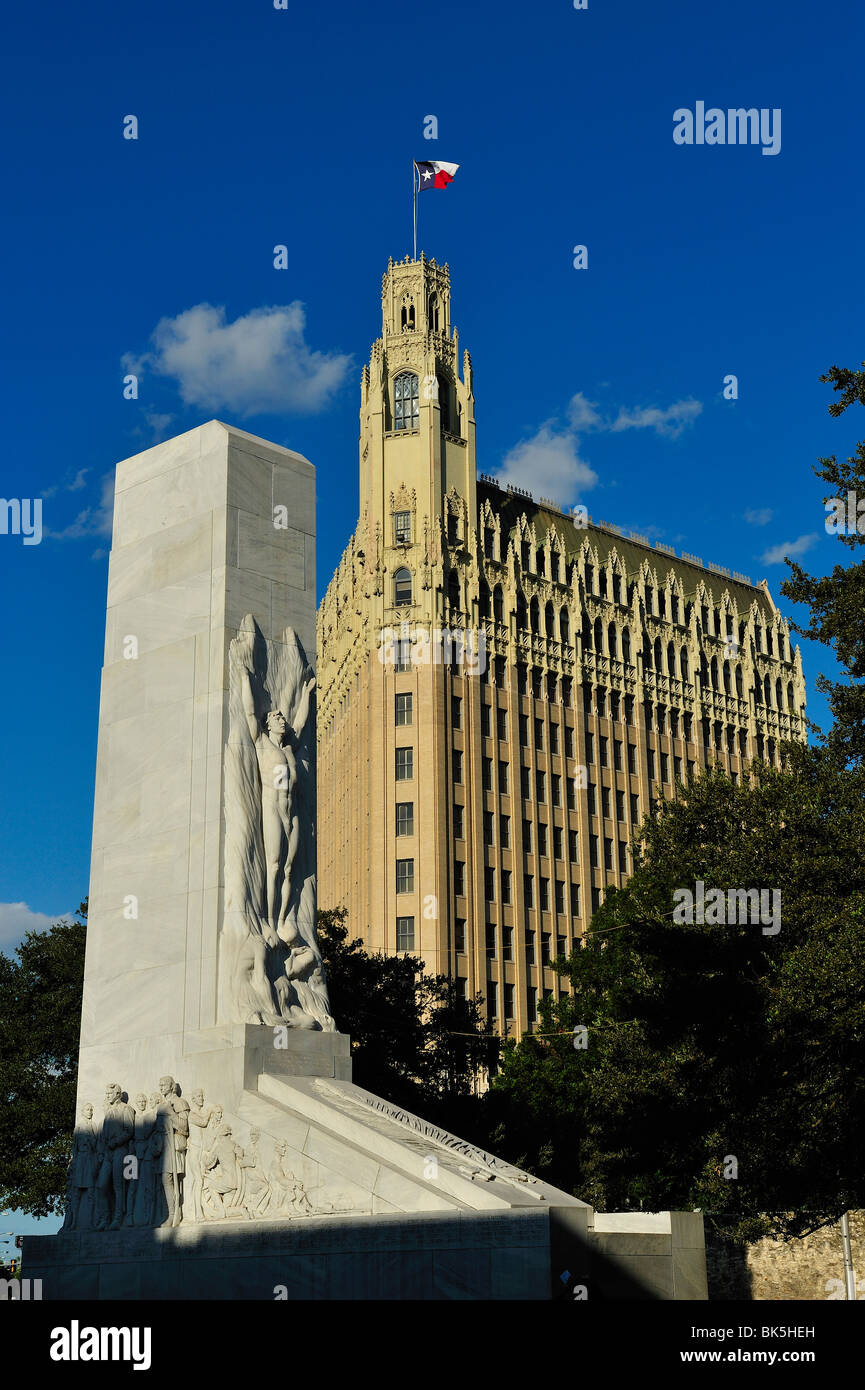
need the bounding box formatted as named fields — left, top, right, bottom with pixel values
left=26, top=1029, right=707, bottom=1300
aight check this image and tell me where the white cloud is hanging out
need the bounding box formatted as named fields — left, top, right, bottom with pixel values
left=495, top=389, right=703, bottom=509
left=744, top=507, right=773, bottom=526
left=760, top=533, right=819, bottom=565
left=494, top=423, right=598, bottom=507
left=124, top=302, right=352, bottom=417
left=47, top=472, right=114, bottom=540
left=607, top=398, right=702, bottom=438
left=567, top=392, right=604, bottom=430
left=0, top=902, right=70, bottom=952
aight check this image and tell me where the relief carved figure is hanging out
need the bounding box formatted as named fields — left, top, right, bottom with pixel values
left=186, top=1090, right=220, bottom=1223
left=155, top=1076, right=189, bottom=1228
left=201, top=1123, right=247, bottom=1220
left=220, top=615, right=335, bottom=1031
left=237, top=1127, right=271, bottom=1217
left=61, top=1102, right=99, bottom=1231
left=269, top=1140, right=312, bottom=1217
left=94, top=1082, right=134, bottom=1231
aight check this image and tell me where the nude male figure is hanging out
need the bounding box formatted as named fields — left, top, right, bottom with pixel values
left=234, top=627, right=315, bottom=948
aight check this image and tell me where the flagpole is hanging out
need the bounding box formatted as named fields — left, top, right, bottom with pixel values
left=412, top=161, right=417, bottom=259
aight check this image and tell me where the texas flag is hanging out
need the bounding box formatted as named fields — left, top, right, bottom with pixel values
left=415, top=160, right=459, bottom=190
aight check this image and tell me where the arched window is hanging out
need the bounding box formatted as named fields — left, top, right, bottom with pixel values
left=622, top=627, right=631, bottom=663
left=594, top=617, right=604, bottom=653
left=517, top=592, right=528, bottom=629
left=478, top=580, right=491, bottom=620
left=400, top=301, right=416, bottom=331
left=530, top=596, right=540, bottom=634
left=429, top=292, right=439, bottom=331
left=585, top=563, right=594, bottom=594
left=776, top=678, right=783, bottom=710
left=723, top=661, right=731, bottom=695
left=394, top=567, right=412, bottom=606
left=543, top=601, right=554, bottom=637
left=536, top=549, right=546, bottom=576
left=582, top=617, right=592, bottom=649
left=680, top=647, right=688, bottom=680
left=493, top=585, right=504, bottom=624
left=560, top=607, right=570, bottom=644
left=787, top=681, right=794, bottom=710
left=667, top=641, right=675, bottom=677
left=654, top=637, right=662, bottom=671
left=394, top=372, right=419, bottom=430
left=764, top=675, right=772, bottom=707
left=735, top=666, right=744, bottom=698
left=608, top=623, right=618, bottom=658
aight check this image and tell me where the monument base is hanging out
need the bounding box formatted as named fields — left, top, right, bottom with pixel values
left=26, top=1029, right=707, bottom=1300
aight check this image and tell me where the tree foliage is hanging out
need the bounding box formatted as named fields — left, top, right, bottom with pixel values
left=317, top=907, right=498, bottom=1130
left=0, top=904, right=87, bottom=1217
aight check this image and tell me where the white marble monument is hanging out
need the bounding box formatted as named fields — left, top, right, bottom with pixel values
left=24, top=422, right=707, bottom=1299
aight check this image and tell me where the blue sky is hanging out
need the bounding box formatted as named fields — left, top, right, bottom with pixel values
left=1, top=0, right=863, bottom=974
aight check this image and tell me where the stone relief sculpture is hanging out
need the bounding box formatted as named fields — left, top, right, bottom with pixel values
left=61, top=1102, right=99, bottom=1231
left=62, top=1077, right=328, bottom=1230
left=220, top=614, right=335, bottom=1032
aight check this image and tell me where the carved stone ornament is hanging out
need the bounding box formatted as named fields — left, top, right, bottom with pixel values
left=220, top=614, right=334, bottom=1031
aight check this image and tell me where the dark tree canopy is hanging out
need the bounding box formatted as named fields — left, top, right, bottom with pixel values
left=0, top=903, right=87, bottom=1218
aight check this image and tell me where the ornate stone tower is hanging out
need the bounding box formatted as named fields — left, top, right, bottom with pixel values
left=317, top=255, right=808, bottom=1037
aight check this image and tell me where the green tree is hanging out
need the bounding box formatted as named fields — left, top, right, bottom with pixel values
left=0, top=903, right=87, bottom=1218
left=484, top=755, right=865, bottom=1241
left=782, top=361, right=865, bottom=763
left=318, top=907, right=497, bottom=1128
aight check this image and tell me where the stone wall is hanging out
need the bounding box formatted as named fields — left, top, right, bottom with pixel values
left=707, top=1212, right=865, bottom=1300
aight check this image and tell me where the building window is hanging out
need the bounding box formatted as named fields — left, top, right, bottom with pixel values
left=482, top=756, right=492, bottom=791
left=395, top=747, right=414, bottom=780
left=523, top=819, right=533, bottom=853
left=451, top=695, right=462, bottom=729
left=647, top=749, right=656, bottom=780
left=570, top=881, right=581, bottom=916
left=599, top=736, right=608, bottom=767
left=396, top=802, right=414, bottom=836
left=395, top=693, right=413, bottom=726
left=453, top=749, right=464, bottom=784
left=616, top=789, right=625, bottom=822
left=552, top=774, right=561, bottom=807
left=394, top=371, right=419, bottom=429
left=566, top=777, right=576, bottom=811
left=565, top=725, right=574, bottom=758
left=394, top=637, right=411, bottom=672
left=586, top=731, right=594, bottom=763
left=604, top=837, right=613, bottom=871
left=527, top=986, right=537, bottom=1023
left=521, top=765, right=531, bottom=799
left=587, top=783, right=596, bottom=816
left=453, top=803, right=464, bottom=839
left=613, top=739, right=622, bottom=770
left=601, top=786, right=611, bottom=820
left=502, top=869, right=512, bottom=904
left=499, top=760, right=509, bottom=794
left=393, top=567, right=412, bottom=606
left=591, top=886, right=601, bottom=913
left=630, top=792, right=639, bottom=821
left=455, top=918, right=466, bottom=953
left=553, top=825, right=564, bottom=860
left=396, top=858, right=414, bottom=894
left=393, top=510, right=412, bottom=545
left=483, top=809, right=495, bottom=846
left=454, top=860, right=465, bottom=896
left=396, top=916, right=415, bottom=952
left=535, top=717, right=544, bottom=749
left=589, top=835, right=598, bottom=868
left=550, top=722, right=559, bottom=754
left=500, top=814, right=511, bottom=848
left=540, top=877, right=550, bottom=912
left=555, top=880, right=565, bottom=914
left=541, top=933, right=551, bottom=964
left=568, top=828, right=579, bottom=860
left=618, top=841, right=628, bottom=873
left=504, top=983, right=515, bottom=1022
left=486, top=923, right=497, bottom=958
left=660, top=752, right=669, bottom=783
left=536, top=770, right=546, bottom=803
left=524, top=874, right=535, bottom=908
left=497, top=708, right=508, bottom=741
left=519, top=713, right=529, bottom=746
left=487, top=981, right=498, bottom=1020
left=525, top=931, right=536, bottom=964
left=627, top=743, right=636, bottom=775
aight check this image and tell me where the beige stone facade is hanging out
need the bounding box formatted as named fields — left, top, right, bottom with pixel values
left=317, top=255, right=807, bottom=1036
